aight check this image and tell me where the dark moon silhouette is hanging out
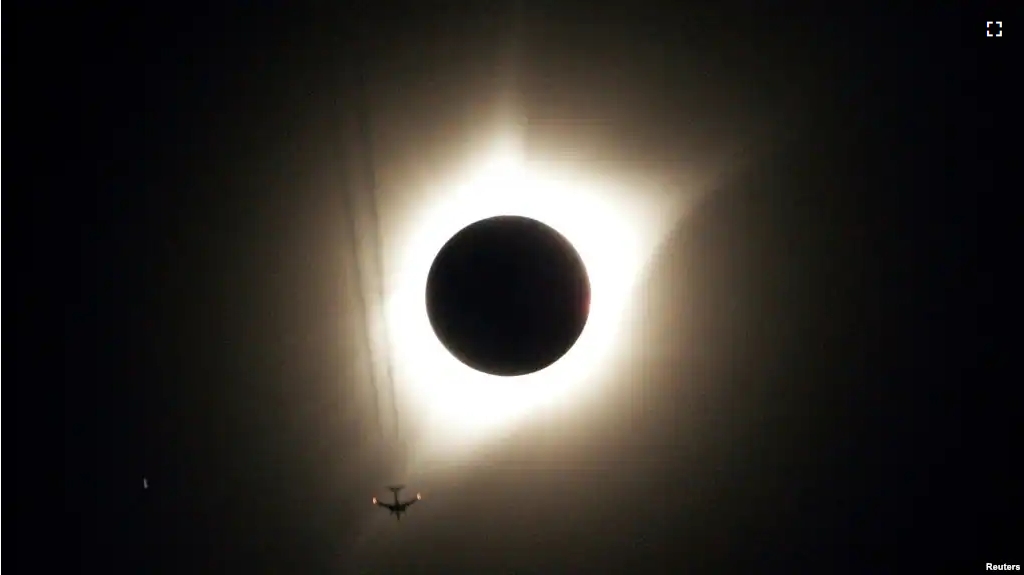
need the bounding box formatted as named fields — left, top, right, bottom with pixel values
left=425, top=215, right=591, bottom=377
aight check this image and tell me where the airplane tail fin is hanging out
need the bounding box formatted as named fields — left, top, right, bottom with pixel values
left=387, top=485, right=405, bottom=493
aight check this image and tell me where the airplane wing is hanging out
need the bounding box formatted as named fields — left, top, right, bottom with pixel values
left=400, top=498, right=418, bottom=507
left=373, top=497, right=397, bottom=511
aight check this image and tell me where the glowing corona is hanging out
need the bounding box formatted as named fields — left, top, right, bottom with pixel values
left=383, top=146, right=671, bottom=460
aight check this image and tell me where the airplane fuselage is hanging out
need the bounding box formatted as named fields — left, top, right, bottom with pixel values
left=374, top=486, right=420, bottom=521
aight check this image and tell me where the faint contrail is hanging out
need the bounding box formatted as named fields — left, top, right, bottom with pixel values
left=339, top=114, right=385, bottom=443
left=354, top=32, right=402, bottom=444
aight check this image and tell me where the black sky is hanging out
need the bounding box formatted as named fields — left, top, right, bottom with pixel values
left=12, top=2, right=1016, bottom=573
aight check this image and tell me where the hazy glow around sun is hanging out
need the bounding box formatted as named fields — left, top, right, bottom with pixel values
left=382, top=141, right=678, bottom=462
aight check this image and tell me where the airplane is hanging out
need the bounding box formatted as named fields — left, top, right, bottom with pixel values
left=372, top=485, right=422, bottom=521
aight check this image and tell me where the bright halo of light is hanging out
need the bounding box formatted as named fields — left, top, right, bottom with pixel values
left=385, top=146, right=669, bottom=458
